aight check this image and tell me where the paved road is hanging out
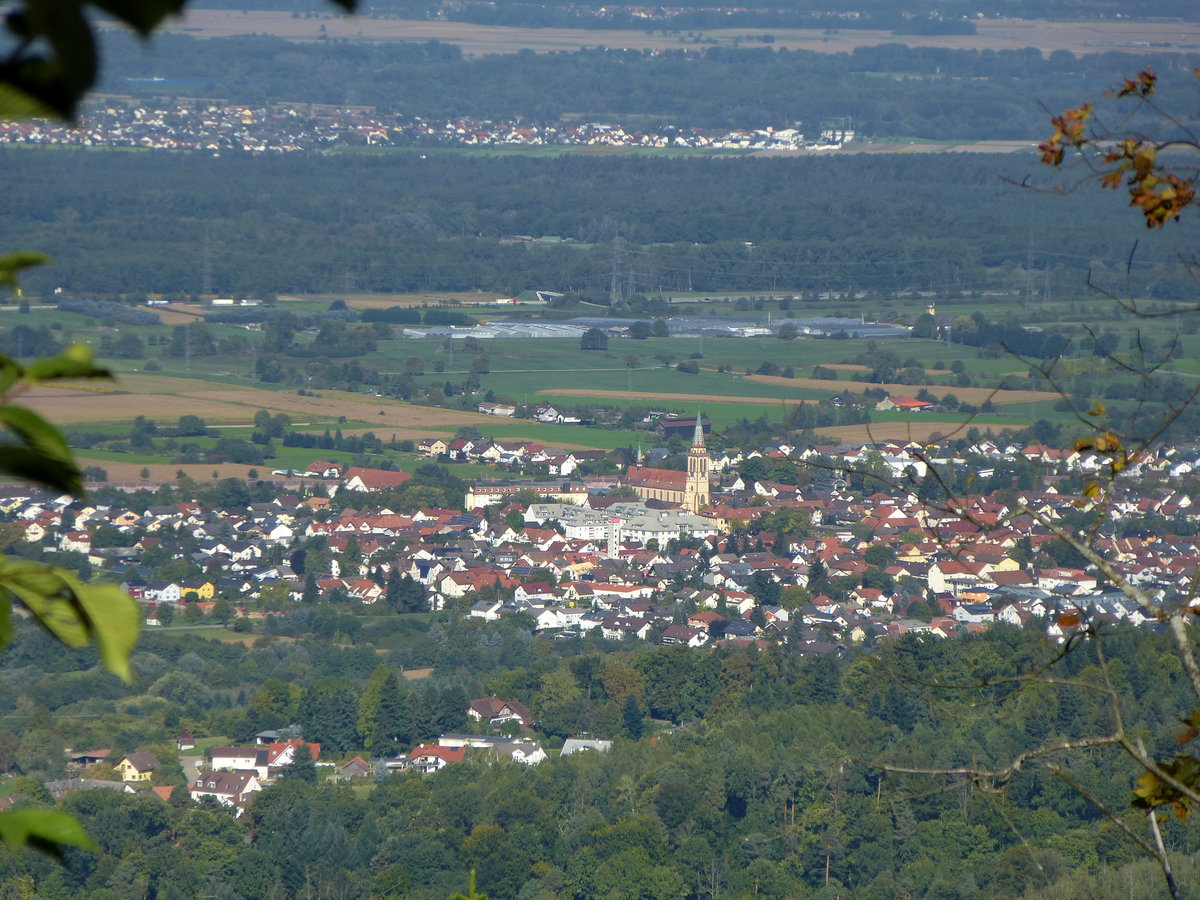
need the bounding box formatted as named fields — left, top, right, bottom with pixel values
left=180, top=755, right=203, bottom=782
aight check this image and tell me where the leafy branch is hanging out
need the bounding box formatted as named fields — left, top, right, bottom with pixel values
left=0, top=343, right=140, bottom=856
left=1039, top=68, right=1200, bottom=229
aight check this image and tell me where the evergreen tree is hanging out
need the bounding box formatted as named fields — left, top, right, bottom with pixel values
left=299, top=678, right=361, bottom=754
left=281, top=742, right=317, bottom=784
left=772, top=531, right=787, bottom=557
left=622, top=693, right=645, bottom=740
left=358, top=664, right=413, bottom=756
left=431, top=685, right=469, bottom=735
left=386, top=572, right=427, bottom=613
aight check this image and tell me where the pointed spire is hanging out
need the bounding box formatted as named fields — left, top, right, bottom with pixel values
left=692, top=411, right=705, bottom=449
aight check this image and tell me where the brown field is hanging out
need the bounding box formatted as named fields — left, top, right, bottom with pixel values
left=24, top=374, right=495, bottom=430
left=813, top=421, right=977, bottom=444
left=544, top=388, right=790, bottom=406
left=334, top=425, right=601, bottom=450
left=150, top=307, right=210, bottom=325
left=79, top=460, right=268, bottom=483
left=402, top=668, right=434, bottom=681
left=744, top=374, right=1057, bottom=406
left=543, top=381, right=1054, bottom=409
left=159, top=11, right=1200, bottom=57
left=202, top=632, right=276, bottom=646
left=285, top=292, right=506, bottom=309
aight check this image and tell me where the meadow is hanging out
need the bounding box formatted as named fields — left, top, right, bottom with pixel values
left=10, top=286, right=1192, bottom=483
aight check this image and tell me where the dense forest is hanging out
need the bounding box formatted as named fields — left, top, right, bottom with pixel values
left=6, top=145, right=1198, bottom=297
left=0, top=618, right=1195, bottom=898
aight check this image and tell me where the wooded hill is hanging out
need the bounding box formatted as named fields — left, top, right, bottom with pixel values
left=0, top=621, right=1195, bottom=898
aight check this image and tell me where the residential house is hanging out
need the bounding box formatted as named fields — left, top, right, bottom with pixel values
left=342, top=467, right=414, bottom=493
left=600, top=615, right=653, bottom=641
left=116, top=751, right=160, bottom=783
left=336, top=757, right=374, bottom=780
left=661, top=624, right=709, bottom=647
left=467, top=697, right=535, bottom=729
left=408, top=743, right=466, bottom=774
left=190, top=770, right=262, bottom=814
left=560, top=738, right=613, bottom=756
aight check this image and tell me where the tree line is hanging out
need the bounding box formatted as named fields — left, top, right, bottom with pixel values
left=1, top=619, right=1197, bottom=898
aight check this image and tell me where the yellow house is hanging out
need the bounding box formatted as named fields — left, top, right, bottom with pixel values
left=117, top=751, right=160, bottom=783
left=180, top=581, right=215, bottom=600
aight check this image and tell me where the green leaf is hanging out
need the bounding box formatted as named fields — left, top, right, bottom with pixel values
left=0, top=559, right=139, bottom=681
left=0, top=446, right=81, bottom=495
left=24, top=344, right=110, bottom=383
left=0, top=809, right=96, bottom=858
left=0, top=251, right=51, bottom=290
left=68, top=580, right=140, bottom=682
left=88, top=0, right=188, bottom=36
left=0, top=82, right=59, bottom=119
left=0, top=595, right=10, bottom=649
left=24, top=0, right=96, bottom=99
left=0, top=355, right=25, bottom=396
left=0, top=404, right=78, bottom=465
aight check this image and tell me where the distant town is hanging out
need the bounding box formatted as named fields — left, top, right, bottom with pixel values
left=0, top=100, right=855, bottom=153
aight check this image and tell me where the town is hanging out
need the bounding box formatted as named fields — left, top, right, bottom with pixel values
left=0, top=100, right=855, bottom=153
left=4, top=409, right=1193, bottom=797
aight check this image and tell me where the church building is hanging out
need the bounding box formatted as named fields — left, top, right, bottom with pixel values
left=623, top=416, right=711, bottom=513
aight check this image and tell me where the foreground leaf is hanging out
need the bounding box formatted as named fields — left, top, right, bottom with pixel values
left=0, top=251, right=50, bottom=291
left=0, top=809, right=96, bottom=858
left=0, top=405, right=83, bottom=493
left=24, top=344, right=110, bottom=383
left=0, top=559, right=139, bottom=681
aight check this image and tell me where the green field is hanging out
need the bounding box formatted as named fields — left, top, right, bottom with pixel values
left=10, top=293, right=1190, bottom=457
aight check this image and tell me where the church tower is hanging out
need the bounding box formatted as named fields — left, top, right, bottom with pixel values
left=684, top=414, right=711, bottom=513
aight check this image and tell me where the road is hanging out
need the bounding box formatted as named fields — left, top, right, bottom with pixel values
left=180, top=755, right=203, bottom=782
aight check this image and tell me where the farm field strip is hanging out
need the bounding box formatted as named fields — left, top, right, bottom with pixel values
left=24, top=374, right=495, bottom=430
left=161, top=11, right=1200, bottom=58
left=813, top=422, right=969, bottom=443
left=540, top=387, right=812, bottom=407
left=743, top=374, right=1060, bottom=405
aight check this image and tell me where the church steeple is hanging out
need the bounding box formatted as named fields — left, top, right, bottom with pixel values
left=684, top=412, right=710, bottom=513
